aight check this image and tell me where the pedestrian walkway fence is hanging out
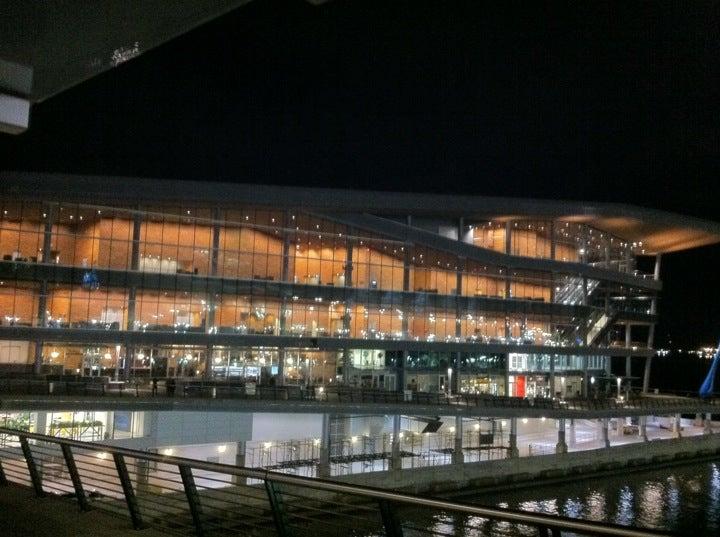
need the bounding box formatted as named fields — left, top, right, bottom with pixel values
left=0, top=427, right=673, bottom=537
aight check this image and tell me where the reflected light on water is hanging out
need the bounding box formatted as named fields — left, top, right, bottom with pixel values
left=638, top=482, right=664, bottom=528
left=614, top=486, right=635, bottom=526
left=585, top=491, right=606, bottom=521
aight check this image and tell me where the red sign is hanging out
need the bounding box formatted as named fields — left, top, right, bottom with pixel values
left=516, top=375, right=526, bottom=398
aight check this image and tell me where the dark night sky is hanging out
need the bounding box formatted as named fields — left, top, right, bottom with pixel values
left=2, top=0, right=720, bottom=348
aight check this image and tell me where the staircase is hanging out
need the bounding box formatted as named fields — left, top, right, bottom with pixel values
left=555, top=275, right=599, bottom=305
left=584, top=309, right=618, bottom=346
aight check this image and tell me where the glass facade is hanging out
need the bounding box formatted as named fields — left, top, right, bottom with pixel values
left=0, top=193, right=660, bottom=394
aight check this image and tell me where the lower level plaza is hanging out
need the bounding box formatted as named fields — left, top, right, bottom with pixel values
left=0, top=408, right=713, bottom=480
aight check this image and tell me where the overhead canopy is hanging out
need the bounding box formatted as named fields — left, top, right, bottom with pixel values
left=1, top=0, right=255, bottom=103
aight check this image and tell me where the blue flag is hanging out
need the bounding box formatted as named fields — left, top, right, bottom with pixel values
left=699, top=340, right=720, bottom=398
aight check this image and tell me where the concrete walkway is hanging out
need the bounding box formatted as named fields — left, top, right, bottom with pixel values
left=0, top=483, right=170, bottom=537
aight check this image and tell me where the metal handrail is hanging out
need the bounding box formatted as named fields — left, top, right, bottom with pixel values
left=0, top=426, right=672, bottom=536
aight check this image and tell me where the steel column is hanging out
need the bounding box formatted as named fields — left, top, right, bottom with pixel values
left=113, top=453, right=144, bottom=530
left=318, top=413, right=331, bottom=478
left=602, top=418, right=610, bottom=448
left=452, top=416, right=464, bottom=464
left=508, top=417, right=519, bottom=458
left=555, top=418, right=568, bottom=454
left=391, top=414, right=402, bottom=470
left=61, top=444, right=90, bottom=511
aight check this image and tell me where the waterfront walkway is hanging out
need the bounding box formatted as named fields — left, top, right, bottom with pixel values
left=1, top=387, right=718, bottom=419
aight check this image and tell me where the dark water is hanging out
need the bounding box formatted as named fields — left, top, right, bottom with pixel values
left=450, top=460, right=720, bottom=536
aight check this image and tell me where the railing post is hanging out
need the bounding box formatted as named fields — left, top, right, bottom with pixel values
left=0, top=458, right=8, bottom=486
left=179, top=465, right=205, bottom=537
left=61, top=444, right=90, bottom=511
left=264, top=479, right=291, bottom=537
left=113, top=453, right=144, bottom=530
left=19, top=436, right=45, bottom=497
left=378, top=499, right=404, bottom=537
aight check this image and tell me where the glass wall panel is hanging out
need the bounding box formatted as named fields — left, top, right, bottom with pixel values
left=0, top=201, right=44, bottom=263
left=47, top=286, right=127, bottom=328
left=0, top=282, right=38, bottom=326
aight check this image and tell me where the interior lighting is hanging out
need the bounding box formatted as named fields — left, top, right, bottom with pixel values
left=217, top=445, right=227, bottom=454
left=162, top=448, right=174, bottom=456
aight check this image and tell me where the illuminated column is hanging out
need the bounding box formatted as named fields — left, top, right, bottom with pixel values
left=204, top=344, right=213, bottom=380
left=508, top=417, right=519, bottom=458
left=452, top=258, right=464, bottom=395
left=341, top=233, right=355, bottom=386
left=672, top=413, right=682, bottom=438
left=601, top=418, right=610, bottom=448
left=232, top=442, right=247, bottom=486
left=33, top=204, right=56, bottom=375
left=318, top=414, right=331, bottom=478
left=555, top=418, right=568, bottom=454
left=625, top=324, right=632, bottom=393
left=643, top=255, right=661, bottom=393
left=124, top=210, right=142, bottom=380
left=390, top=414, right=402, bottom=471
left=452, top=416, right=464, bottom=464
left=639, top=416, right=648, bottom=442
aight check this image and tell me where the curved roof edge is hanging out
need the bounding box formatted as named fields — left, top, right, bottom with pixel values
left=2, top=171, right=719, bottom=254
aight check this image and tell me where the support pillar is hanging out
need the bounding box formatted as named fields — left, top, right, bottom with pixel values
left=625, top=324, right=632, bottom=395
left=705, top=413, right=714, bottom=435
left=643, top=256, right=659, bottom=393
left=556, top=418, right=568, bottom=454
left=204, top=344, right=213, bottom=380
left=452, top=416, right=464, bottom=464
left=341, top=235, right=355, bottom=386
left=318, top=414, right=331, bottom=478
left=390, top=415, right=402, bottom=470
left=568, top=418, right=576, bottom=448
left=601, top=418, right=610, bottom=448
left=672, top=413, right=682, bottom=438
left=582, top=356, right=589, bottom=398
left=549, top=354, right=556, bottom=398
left=508, top=417, right=519, bottom=458
left=451, top=259, right=463, bottom=395
left=639, top=416, right=648, bottom=442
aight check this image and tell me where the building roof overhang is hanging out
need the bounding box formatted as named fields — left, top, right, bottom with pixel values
left=1, top=171, right=719, bottom=254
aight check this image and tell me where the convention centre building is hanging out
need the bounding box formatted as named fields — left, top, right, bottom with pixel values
left=2, top=172, right=719, bottom=397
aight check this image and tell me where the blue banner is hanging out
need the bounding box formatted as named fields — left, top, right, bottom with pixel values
left=699, top=340, right=720, bottom=398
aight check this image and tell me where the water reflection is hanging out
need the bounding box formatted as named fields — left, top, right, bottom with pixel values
left=468, top=462, right=720, bottom=536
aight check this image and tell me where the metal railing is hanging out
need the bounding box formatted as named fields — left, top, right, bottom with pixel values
left=1, top=377, right=718, bottom=414
left=0, top=427, right=673, bottom=537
